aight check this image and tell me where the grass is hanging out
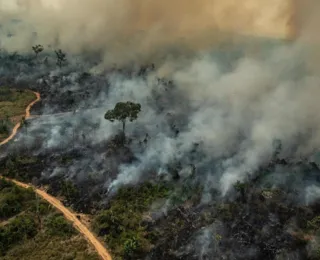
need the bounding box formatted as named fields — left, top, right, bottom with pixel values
left=93, top=182, right=169, bottom=259
left=2, top=233, right=99, bottom=260
left=0, top=87, right=35, bottom=118
left=0, top=178, right=100, bottom=260
left=2, top=234, right=99, bottom=260
left=1, top=155, right=41, bottom=182
left=0, top=86, right=36, bottom=142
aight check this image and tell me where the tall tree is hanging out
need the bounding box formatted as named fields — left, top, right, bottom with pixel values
left=104, top=101, right=141, bottom=136
left=32, top=44, right=44, bottom=58
left=55, top=49, right=67, bottom=69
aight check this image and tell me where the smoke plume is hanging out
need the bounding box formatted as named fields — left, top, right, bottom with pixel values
left=0, top=0, right=293, bottom=64
left=1, top=0, right=320, bottom=199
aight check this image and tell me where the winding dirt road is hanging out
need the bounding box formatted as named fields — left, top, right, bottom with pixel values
left=4, top=177, right=112, bottom=260
left=0, top=91, right=112, bottom=260
left=0, top=91, right=40, bottom=146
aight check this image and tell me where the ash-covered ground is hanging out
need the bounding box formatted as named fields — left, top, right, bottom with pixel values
left=1, top=39, right=320, bottom=259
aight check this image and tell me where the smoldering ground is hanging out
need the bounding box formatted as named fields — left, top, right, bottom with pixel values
left=2, top=38, right=320, bottom=201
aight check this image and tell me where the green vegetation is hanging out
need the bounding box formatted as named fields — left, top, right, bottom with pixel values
left=169, top=182, right=202, bottom=207
left=307, top=216, right=320, bottom=231
left=32, top=45, right=44, bottom=58
left=105, top=101, right=141, bottom=136
left=303, top=216, right=320, bottom=259
left=61, top=180, right=80, bottom=202
left=0, top=118, right=11, bottom=137
left=0, top=178, right=99, bottom=260
left=93, top=182, right=169, bottom=259
left=44, top=213, right=75, bottom=237
left=59, top=155, right=74, bottom=165
left=0, top=87, right=36, bottom=141
left=0, top=87, right=35, bottom=116
left=0, top=179, right=35, bottom=219
left=0, top=88, right=12, bottom=102
left=0, top=213, right=37, bottom=255
left=1, top=234, right=99, bottom=260
left=3, top=155, right=40, bottom=182
left=233, top=180, right=248, bottom=202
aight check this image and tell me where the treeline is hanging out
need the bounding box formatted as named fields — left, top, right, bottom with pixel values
left=0, top=119, right=10, bottom=135
left=0, top=87, right=13, bottom=102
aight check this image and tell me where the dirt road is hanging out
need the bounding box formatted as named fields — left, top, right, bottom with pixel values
left=0, top=91, right=112, bottom=260
left=25, top=91, right=41, bottom=118
left=0, top=91, right=40, bottom=146
left=5, top=178, right=112, bottom=260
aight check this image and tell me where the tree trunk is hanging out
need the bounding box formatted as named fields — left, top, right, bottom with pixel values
left=72, top=130, right=75, bottom=149
left=122, top=120, right=126, bottom=136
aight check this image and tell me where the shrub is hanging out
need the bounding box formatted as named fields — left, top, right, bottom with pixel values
left=307, top=216, right=320, bottom=231
left=0, top=213, right=37, bottom=255
left=0, top=119, right=10, bottom=135
left=44, top=213, right=75, bottom=237
left=0, top=185, right=34, bottom=219
left=123, top=237, right=139, bottom=258
left=93, top=183, right=169, bottom=258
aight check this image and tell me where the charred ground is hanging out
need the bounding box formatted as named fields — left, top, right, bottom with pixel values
left=1, top=44, right=320, bottom=260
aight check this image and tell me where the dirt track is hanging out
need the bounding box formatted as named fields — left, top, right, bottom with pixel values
left=0, top=91, right=40, bottom=146
left=0, top=91, right=112, bottom=260
left=5, top=177, right=112, bottom=260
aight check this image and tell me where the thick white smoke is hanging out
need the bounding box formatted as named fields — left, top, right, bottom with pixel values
left=1, top=0, right=320, bottom=199
left=0, top=0, right=293, bottom=64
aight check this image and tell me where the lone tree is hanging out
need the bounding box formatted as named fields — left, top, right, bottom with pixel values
left=104, top=101, right=141, bottom=136
left=272, top=139, right=282, bottom=158
left=55, top=49, right=67, bottom=68
left=32, top=44, right=43, bottom=58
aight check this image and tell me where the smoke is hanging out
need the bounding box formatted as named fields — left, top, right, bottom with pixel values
left=1, top=0, right=320, bottom=199
left=305, top=185, right=320, bottom=205
left=5, top=41, right=319, bottom=198
left=0, top=0, right=293, bottom=64
left=173, top=222, right=225, bottom=259
left=0, top=3, right=320, bottom=260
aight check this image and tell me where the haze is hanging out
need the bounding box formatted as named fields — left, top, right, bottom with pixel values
left=0, top=0, right=294, bottom=64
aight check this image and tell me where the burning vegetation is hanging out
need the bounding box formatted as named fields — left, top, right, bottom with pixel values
left=1, top=1, right=320, bottom=259
left=1, top=41, right=320, bottom=259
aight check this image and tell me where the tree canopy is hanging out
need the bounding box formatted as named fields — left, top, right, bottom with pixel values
left=32, top=45, right=44, bottom=57
left=55, top=49, right=67, bottom=68
left=104, top=101, right=141, bottom=134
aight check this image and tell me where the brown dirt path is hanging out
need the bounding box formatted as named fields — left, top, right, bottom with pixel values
left=0, top=91, right=112, bottom=260
left=0, top=91, right=40, bottom=145
left=4, top=177, right=112, bottom=260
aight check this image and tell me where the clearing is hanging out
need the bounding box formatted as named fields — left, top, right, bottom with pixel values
left=0, top=87, right=36, bottom=142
